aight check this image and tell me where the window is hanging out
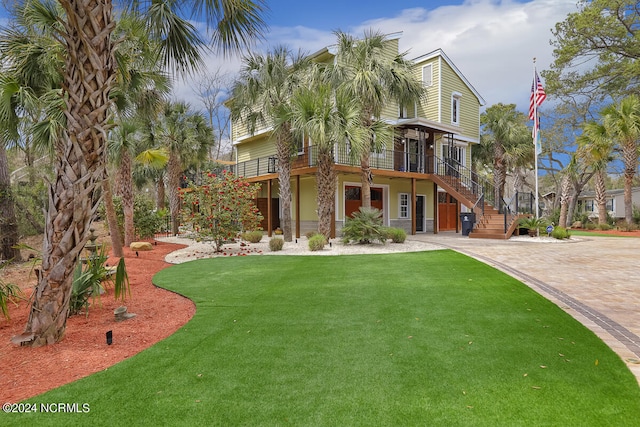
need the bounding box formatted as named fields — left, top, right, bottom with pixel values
left=345, top=187, right=361, bottom=201
left=442, top=143, right=465, bottom=165
left=451, top=92, right=462, bottom=125
left=399, top=193, right=409, bottom=218
left=422, top=64, right=433, bottom=87
left=606, top=198, right=614, bottom=212
left=585, top=200, right=594, bottom=212
left=399, top=104, right=408, bottom=118
left=296, top=134, right=304, bottom=155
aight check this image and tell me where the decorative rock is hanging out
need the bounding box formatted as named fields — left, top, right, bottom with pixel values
left=130, top=242, right=153, bottom=251
left=114, top=306, right=137, bottom=322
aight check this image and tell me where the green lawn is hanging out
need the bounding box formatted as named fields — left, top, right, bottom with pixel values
left=569, top=230, right=633, bottom=238
left=4, top=250, right=640, bottom=426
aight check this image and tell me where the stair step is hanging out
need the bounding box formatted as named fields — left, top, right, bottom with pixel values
left=469, top=232, right=510, bottom=239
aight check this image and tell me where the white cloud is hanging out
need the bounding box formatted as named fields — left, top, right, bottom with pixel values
left=354, top=0, right=579, bottom=110
left=173, top=0, right=579, bottom=114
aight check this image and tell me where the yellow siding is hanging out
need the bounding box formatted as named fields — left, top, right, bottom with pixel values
left=236, top=136, right=277, bottom=162
left=415, top=59, right=440, bottom=121
left=298, top=177, right=318, bottom=220
left=439, top=60, right=480, bottom=141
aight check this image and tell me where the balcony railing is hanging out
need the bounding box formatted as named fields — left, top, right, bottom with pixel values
left=230, top=145, right=444, bottom=178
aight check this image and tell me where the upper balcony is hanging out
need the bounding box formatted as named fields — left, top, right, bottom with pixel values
left=230, top=144, right=441, bottom=179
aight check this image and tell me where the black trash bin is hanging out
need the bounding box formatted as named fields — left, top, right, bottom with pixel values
left=460, top=212, right=476, bottom=236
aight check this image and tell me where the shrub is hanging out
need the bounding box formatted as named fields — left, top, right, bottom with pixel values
left=341, top=207, right=387, bottom=244
left=551, top=226, right=570, bottom=240
left=99, top=194, right=165, bottom=241
left=386, top=227, right=407, bottom=243
left=269, top=237, right=284, bottom=252
left=305, top=230, right=319, bottom=239
left=518, top=216, right=548, bottom=232
left=585, top=222, right=596, bottom=230
left=616, top=220, right=637, bottom=231
left=596, top=223, right=611, bottom=231
left=70, top=246, right=130, bottom=316
left=0, top=262, right=24, bottom=321
left=633, top=205, right=640, bottom=225
left=308, top=234, right=327, bottom=251
left=180, top=170, right=263, bottom=252
left=242, top=230, right=263, bottom=243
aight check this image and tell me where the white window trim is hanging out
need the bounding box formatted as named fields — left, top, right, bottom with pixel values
left=422, top=64, right=433, bottom=87
left=451, top=92, right=462, bottom=126
left=399, top=193, right=410, bottom=219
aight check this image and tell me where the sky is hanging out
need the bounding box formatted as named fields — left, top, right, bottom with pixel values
left=0, top=0, right=580, bottom=114
left=180, top=0, right=580, bottom=114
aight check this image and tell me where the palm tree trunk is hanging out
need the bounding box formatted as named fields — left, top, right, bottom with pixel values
left=167, top=151, right=182, bottom=236
left=316, top=149, right=336, bottom=238
left=559, top=174, right=570, bottom=228
left=157, top=174, right=166, bottom=210
left=493, top=143, right=506, bottom=207
left=0, top=143, right=22, bottom=262
left=21, top=0, right=115, bottom=347
left=360, top=153, right=372, bottom=209
left=623, top=142, right=637, bottom=225
left=276, top=132, right=293, bottom=242
left=101, top=175, right=123, bottom=257
left=594, top=170, right=608, bottom=225
left=119, top=150, right=135, bottom=245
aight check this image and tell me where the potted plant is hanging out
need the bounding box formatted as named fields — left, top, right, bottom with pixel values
left=518, top=216, right=548, bottom=237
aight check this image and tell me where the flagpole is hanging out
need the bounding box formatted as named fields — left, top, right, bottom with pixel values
left=533, top=58, right=539, bottom=221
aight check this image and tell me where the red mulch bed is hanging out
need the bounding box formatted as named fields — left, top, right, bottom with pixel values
left=0, top=240, right=195, bottom=403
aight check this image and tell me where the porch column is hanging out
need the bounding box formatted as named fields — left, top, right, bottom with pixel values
left=411, top=178, right=416, bottom=235
left=433, top=185, right=438, bottom=234
left=295, top=175, right=301, bottom=238
left=267, top=179, right=273, bottom=237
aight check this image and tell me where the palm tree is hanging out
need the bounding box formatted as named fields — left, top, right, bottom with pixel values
left=151, top=101, right=213, bottom=236
left=284, top=80, right=369, bottom=238
left=600, top=96, right=640, bottom=225
left=14, top=0, right=266, bottom=347
left=480, top=103, right=530, bottom=206
left=329, top=30, right=425, bottom=208
left=231, top=46, right=311, bottom=242
left=577, top=121, right=614, bottom=225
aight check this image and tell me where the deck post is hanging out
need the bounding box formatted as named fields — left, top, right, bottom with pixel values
left=411, top=178, right=416, bottom=235
left=267, top=179, right=273, bottom=237
left=296, top=175, right=301, bottom=238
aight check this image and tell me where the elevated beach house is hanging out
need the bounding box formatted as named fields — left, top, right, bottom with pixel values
left=229, top=33, right=513, bottom=239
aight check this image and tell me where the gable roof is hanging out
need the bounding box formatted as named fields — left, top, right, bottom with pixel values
left=412, top=48, right=486, bottom=107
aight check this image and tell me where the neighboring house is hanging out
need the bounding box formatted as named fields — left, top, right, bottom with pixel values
left=577, top=187, right=640, bottom=220
left=230, top=32, right=500, bottom=238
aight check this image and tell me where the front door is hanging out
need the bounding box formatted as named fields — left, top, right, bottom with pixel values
left=415, top=195, right=425, bottom=232
left=438, top=192, right=458, bottom=231
left=345, top=185, right=383, bottom=218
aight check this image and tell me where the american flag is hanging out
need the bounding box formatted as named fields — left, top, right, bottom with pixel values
left=529, top=71, right=546, bottom=120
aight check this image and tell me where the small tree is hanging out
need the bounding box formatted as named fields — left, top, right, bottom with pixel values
left=181, top=171, right=263, bottom=252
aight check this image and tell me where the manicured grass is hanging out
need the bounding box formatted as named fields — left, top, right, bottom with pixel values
left=4, top=251, right=640, bottom=426
left=569, top=230, right=632, bottom=238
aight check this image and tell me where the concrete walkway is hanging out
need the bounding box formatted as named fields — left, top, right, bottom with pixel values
left=410, top=232, right=640, bottom=383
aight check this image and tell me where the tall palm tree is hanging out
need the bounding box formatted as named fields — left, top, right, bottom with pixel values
left=577, top=120, right=614, bottom=225
left=151, top=101, right=213, bottom=235
left=14, top=0, right=266, bottom=347
left=329, top=30, right=425, bottom=208
left=231, top=46, right=311, bottom=242
left=480, top=103, right=530, bottom=206
left=284, top=81, right=369, bottom=238
left=601, top=95, right=640, bottom=225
